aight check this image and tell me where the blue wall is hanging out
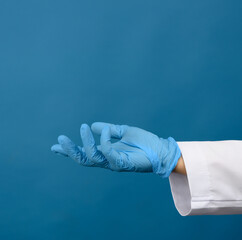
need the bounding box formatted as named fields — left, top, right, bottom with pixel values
left=0, top=0, right=241, bottom=239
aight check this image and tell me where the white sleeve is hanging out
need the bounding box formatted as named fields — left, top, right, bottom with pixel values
left=169, top=140, right=242, bottom=216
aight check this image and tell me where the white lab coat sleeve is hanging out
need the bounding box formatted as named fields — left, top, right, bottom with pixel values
left=169, top=140, right=242, bottom=216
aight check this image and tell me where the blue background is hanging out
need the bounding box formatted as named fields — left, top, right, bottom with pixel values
left=0, top=0, right=241, bottom=239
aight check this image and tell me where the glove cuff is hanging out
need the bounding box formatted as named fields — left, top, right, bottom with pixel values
left=153, top=137, right=181, bottom=178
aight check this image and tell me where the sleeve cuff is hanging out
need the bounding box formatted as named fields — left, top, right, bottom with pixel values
left=169, top=141, right=211, bottom=216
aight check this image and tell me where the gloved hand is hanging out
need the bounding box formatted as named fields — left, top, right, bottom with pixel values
left=51, top=122, right=181, bottom=178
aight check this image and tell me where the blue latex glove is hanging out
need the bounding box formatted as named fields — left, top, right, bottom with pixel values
left=51, top=122, right=181, bottom=178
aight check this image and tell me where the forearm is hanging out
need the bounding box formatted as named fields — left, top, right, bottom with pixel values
left=173, top=155, right=186, bottom=175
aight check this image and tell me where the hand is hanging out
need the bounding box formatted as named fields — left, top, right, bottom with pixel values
left=51, top=122, right=181, bottom=178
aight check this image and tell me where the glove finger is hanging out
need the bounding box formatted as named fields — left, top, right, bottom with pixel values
left=80, top=123, right=106, bottom=165
left=91, top=122, right=128, bottom=139
left=51, top=144, right=68, bottom=157
left=100, top=126, right=133, bottom=171
left=58, top=135, right=89, bottom=165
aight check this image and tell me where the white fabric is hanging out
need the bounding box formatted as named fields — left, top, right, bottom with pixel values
left=169, top=140, right=242, bottom=216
